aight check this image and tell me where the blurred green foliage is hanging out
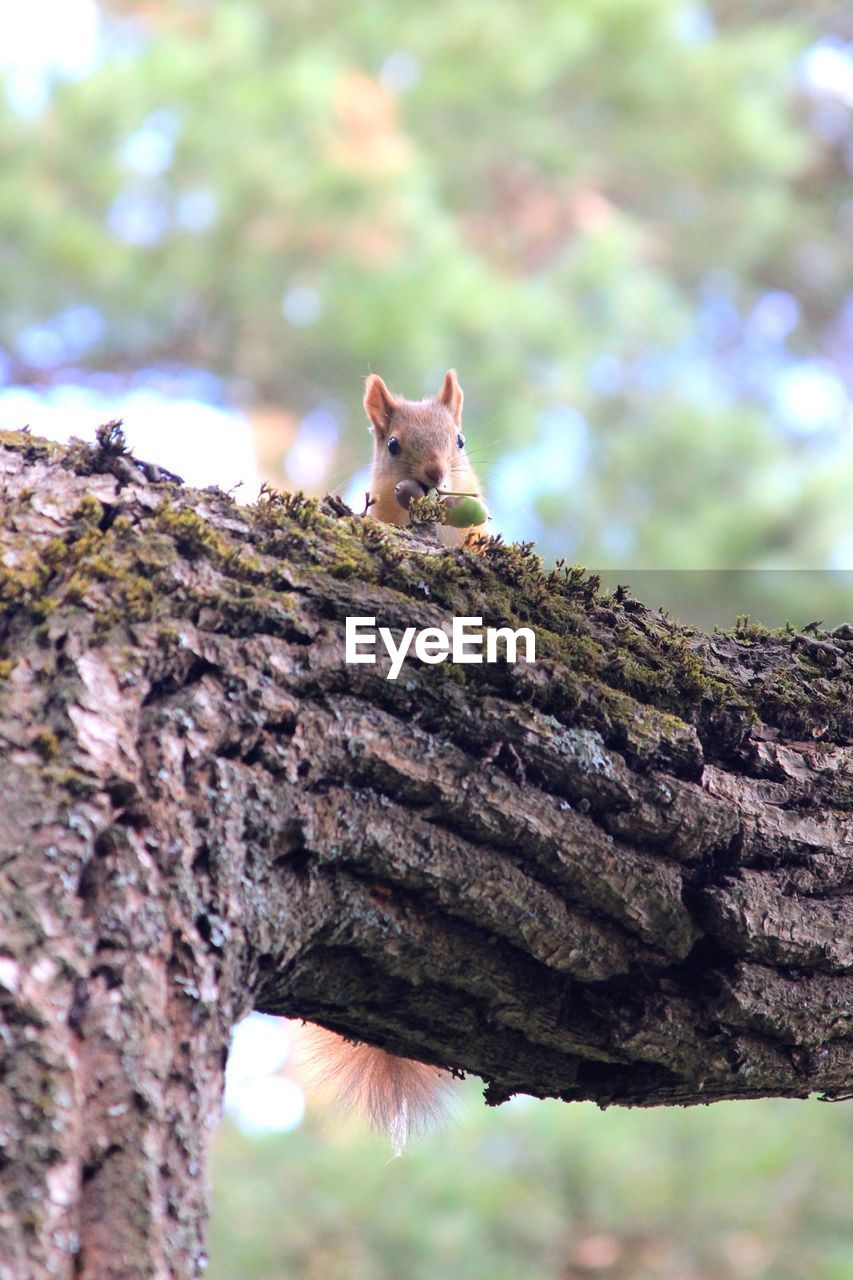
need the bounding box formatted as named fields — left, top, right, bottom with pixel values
left=209, top=1087, right=853, bottom=1280
left=2, top=0, right=852, bottom=589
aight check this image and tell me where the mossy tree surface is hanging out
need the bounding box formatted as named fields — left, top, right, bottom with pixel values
left=0, top=430, right=850, bottom=1280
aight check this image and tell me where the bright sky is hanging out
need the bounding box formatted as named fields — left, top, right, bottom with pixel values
left=0, top=383, right=261, bottom=492
left=224, top=1015, right=305, bottom=1134
left=0, top=0, right=100, bottom=114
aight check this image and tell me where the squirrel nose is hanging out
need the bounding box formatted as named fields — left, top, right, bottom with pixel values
left=422, top=464, right=443, bottom=487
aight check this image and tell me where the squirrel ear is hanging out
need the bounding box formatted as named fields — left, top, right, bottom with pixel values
left=437, top=369, right=463, bottom=424
left=364, top=374, right=396, bottom=438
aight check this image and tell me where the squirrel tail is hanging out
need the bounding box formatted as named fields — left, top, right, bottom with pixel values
left=301, top=1024, right=453, bottom=1156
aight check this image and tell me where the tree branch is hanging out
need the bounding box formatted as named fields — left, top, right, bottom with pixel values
left=1, top=428, right=850, bottom=1278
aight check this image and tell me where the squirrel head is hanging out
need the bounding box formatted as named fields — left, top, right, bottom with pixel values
left=364, top=369, right=466, bottom=494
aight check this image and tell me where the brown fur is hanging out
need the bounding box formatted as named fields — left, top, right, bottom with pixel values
left=302, top=1025, right=453, bottom=1155
left=364, top=369, right=486, bottom=549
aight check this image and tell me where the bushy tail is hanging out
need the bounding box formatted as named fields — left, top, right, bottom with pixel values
left=301, top=1025, right=453, bottom=1156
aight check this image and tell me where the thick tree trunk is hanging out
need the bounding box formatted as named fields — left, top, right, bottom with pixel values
left=0, top=428, right=850, bottom=1279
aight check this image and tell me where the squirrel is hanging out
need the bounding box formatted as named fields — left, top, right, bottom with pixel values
left=304, top=370, right=482, bottom=1153
left=363, top=368, right=486, bottom=548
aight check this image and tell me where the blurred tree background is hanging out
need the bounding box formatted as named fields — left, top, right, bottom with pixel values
left=2, top=1, right=852, bottom=612
left=2, top=3, right=853, bottom=1274
left=210, top=1079, right=853, bottom=1280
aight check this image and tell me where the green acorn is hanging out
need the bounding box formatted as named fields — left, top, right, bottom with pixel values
left=444, top=495, right=489, bottom=528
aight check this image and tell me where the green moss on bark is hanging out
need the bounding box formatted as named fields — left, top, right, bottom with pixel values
left=2, top=432, right=851, bottom=753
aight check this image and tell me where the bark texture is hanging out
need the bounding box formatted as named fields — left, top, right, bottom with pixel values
left=0, top=427, right=851, bottom=1279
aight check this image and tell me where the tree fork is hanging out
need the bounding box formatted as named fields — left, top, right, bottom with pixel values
left=0, top=427, right=850, bottom=1279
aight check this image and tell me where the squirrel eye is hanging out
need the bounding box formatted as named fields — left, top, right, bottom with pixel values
left=456, top=433, right=465, bottom=450
left=387, top=436, right=401, bottom=456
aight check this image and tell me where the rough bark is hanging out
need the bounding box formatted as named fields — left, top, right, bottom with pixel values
left=0, top=426, right=850, bottom=1279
